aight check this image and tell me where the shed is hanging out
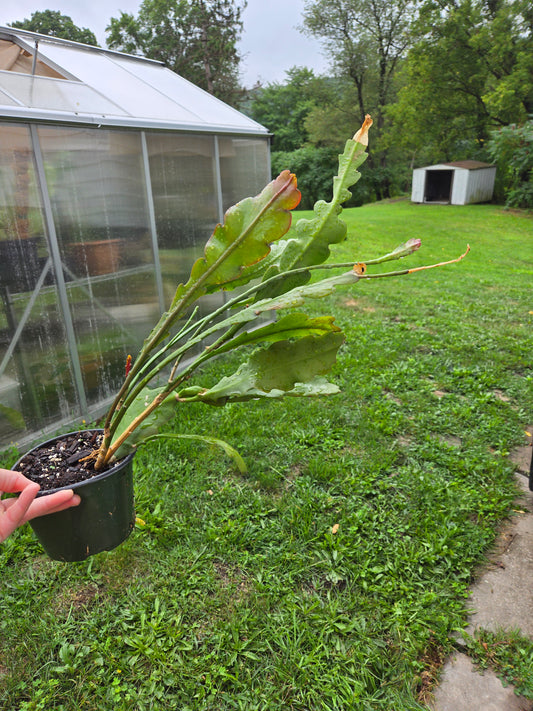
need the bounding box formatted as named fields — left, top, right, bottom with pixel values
left=0, top=27, right=271, bottom=449
left=411, top=161, right=496, bottom=205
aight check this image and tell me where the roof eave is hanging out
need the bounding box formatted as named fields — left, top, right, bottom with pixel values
left=0, top=106, right=270, bottom=137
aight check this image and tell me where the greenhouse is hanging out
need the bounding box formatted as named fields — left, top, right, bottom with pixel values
left=0, top=27, right=270, bottom=449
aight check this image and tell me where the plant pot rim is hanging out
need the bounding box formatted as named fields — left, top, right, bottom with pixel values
left=16, top=429, right=135, bottom=498
left=68, top=239, right=123, bottom=247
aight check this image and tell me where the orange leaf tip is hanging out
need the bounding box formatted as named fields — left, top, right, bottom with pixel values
left=353, top=115, right=373, bottom=146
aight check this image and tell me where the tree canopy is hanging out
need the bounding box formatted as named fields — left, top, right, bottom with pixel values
left=244, top=68, right=376, bottom=207
left=302, top=0, right=417, bottom=133
left=300, top=0, right=418, bottom=198
left=247, top=67, right=326, bottom=152
left=9, top=10, right=98, bottom=46
left=106, top=0, right=246, bottom=106
left=387, top=0, right=533, bottom=165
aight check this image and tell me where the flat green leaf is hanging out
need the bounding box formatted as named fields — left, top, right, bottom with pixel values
left=213, top=312, right=342, bottom=355
left=142, top=272, right=358, bottom=376
left=256, top=138, right=368, bottom=298
left=138, top=434, right=247, bottom=473
left=199, top=270, right=359, bottom=340
left=181, top=332, right=344, bottom=405
left=171, top=170, right=301, bottom=306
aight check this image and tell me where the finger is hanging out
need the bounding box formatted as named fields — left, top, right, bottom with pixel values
left=24, top=490, right=81, bottom=522
left=0, top=481, right=40, bottom=536
left=35, top=493, right=82, bottom=517
left=0, top=469, right=36, bottom=495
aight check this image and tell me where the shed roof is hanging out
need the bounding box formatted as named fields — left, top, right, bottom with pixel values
left=415, top=161, right=495, bottom=171
left=443, top=160, right=494, bottom=170
left=0, top=27, right=268, bottom=136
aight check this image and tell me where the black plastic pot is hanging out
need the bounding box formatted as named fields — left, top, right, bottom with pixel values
left=16, top=432, right=135, bottom=562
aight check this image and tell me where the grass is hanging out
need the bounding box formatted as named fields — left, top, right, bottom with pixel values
left=466, top=629, right=533, bottom=697
left=1, top=200, right=532, bottom=710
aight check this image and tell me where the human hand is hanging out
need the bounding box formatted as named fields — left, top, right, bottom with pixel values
left=0, top=468, right=81, bottom=543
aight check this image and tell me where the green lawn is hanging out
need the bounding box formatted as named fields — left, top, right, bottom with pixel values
left=1, top=200, right=532, bottom=710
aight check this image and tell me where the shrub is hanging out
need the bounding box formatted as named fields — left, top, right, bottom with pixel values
left=487, top=121, right=533, bottom=209
left=272, top=146, right=375, bottom=208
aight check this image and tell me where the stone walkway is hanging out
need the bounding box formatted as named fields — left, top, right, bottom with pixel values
left=430, top=433, right=533, bottom=711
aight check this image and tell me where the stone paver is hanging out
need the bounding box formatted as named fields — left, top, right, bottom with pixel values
left=430, top=449, right=533, bottom=711
left=467, top=475, right=533, bottom=637
left=430, top=652, right=533, bottom=711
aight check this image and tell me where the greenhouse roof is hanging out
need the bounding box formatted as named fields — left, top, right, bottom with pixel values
left=0, top=27, right=268, bottom=136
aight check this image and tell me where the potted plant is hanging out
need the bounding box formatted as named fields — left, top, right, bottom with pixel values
left=67, top=235, right=123, bottom=276
left=15, top=117, right=468, bottom=561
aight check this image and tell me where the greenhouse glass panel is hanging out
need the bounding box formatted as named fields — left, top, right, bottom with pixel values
left=0, top=72, right=127, bottom=116
left=146, top=132, right=219, bottom=307
left=37, top=126, right=160, bottom=409
left=0, top=124, right=76, bottom=444
left=120, top=57, right=257, bottom=129
left=219, top=137, right=270, bottom=211
left=0, top=87, right=17, bottom=105
left=39, top=46, right=203, bottom=125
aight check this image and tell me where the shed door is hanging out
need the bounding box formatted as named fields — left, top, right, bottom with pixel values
left=424, top=169, right=454, bottom=203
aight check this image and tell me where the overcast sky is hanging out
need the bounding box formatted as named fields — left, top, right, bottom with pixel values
left=0, top=0, right=330, bottom=87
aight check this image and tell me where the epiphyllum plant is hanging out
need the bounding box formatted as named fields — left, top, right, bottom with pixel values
left=93, top=116, right=467, bottom=472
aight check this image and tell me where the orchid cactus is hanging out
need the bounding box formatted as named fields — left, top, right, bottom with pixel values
left=93, top=116, right=468, bottom=471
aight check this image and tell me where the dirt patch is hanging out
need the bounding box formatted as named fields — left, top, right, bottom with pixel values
left=214, top=561, right=240, bottom=586
left=384, top=390, right=403, bottom=406
left=435, top=434, right=463, bottom=449
left=416, top=637, right=447, bottom=705
left=53, top=582, right=103, bottom=616
left=70, top=584, right=100, bottom=608
left=212, top=561, right=251, bottom=601
left=493, top=389, right=511, bottom=402
left=344, top=297, right=376, bottom=313
left=496, top=207, right=533, bottom=219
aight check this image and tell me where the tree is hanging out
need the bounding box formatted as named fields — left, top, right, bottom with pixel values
left=106, top=0, right=246, bottom=106
left=301, top=0, right=417, bottom=198
left=245, top=68, right=374, bottom=205
left=301, top=0, right=416, bottom=133
left=9, top=10, right=98, bottom=46
left=246, top=67, right=325, bottom=152
left=387, top=0, right=533, bottom=165
left=303, top=77, right=364, bottom=149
